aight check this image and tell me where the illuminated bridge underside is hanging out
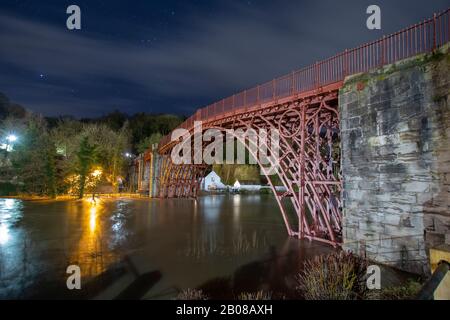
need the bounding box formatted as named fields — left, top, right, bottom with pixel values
left=158, top=87, right=342, bottom=246
left=158, top=160, right=207, bottom=198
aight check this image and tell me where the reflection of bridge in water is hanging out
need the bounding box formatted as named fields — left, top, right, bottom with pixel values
left=131, top=10, right=450, bottom=248
left=180, top=195, right=278, bottom=259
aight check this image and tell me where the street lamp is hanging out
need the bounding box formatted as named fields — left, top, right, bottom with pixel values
left=2, top=134, right=18, bottom=152
left=6, top=134, right=17, bottom=142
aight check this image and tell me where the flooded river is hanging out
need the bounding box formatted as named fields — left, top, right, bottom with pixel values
left=0, top=195, right=333, bottom=299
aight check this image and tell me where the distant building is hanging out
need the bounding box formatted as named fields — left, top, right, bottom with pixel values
left=202, top=171, right=226, bottom=191
left=232, top=180, right=262, bottom=191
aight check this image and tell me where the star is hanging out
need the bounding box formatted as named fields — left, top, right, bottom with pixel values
left=39, top=73, right=45, bottom=79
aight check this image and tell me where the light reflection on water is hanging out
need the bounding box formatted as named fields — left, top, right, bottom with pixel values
left=0, top=199, right=23, bottom=246
left=0, top=195, right=331, bottom=299
left=70, top=199, right=109, bottom=279
left=0, top=224, right=9, bottom=245
left=89, top=205, right=97, bottom=233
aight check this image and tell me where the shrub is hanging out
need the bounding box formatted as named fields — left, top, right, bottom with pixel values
left=259, top=188, right=272, bottom=195
left=176, top=288, right=208, bottom=300
left=367, top=279, right=421, bottom=300
left=296, top=251, right=368, bottom=300
left=0, top=182, right=17, bottom=196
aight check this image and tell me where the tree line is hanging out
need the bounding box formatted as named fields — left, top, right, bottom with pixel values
left=0, top=92, right=183, bottom=198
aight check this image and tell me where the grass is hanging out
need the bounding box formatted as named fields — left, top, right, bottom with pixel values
left=367, top=279, right=422, bottom=300
left=295, top=251, right=424, bottom=300
left=176, top=288, right=208, bottom=300
left=237, top=291, right=273, bottom=300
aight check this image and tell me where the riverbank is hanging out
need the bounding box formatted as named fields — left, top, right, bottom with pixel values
left=1, top=189, right=280, bottom=201
left=0, top=193, right=148, bottom=201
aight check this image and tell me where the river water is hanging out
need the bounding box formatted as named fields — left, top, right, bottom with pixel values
left=0, top=195, right=334, bottom=299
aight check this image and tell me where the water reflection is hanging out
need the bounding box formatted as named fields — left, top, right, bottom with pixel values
left=109, top=200, right=132, bottom=248
left=0, top=198, right=23, bottom=246
left=89, top=204, right=97, bottom=233
left=183, top=227, right=269, bottom=259
left=0, top=224, right=9, bottom=245
left=233, top=195, right=241, bottom=219
left=200, top=196, right=221, bottom=222
left=68, top=199, right=105, bottom=279
left=0, top=199, right=27, bottom=298
left=0, top=195, right=330, bottom=299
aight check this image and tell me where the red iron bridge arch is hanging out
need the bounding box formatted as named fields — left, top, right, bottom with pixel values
left=156, top=9, right=450, bottom=247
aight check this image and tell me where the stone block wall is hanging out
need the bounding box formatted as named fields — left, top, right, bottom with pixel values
left=150, top=151, right=161, bottom=198
left=340, top=44, right=450, bottom=274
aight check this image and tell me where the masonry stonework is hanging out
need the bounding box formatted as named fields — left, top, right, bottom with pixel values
left=340, top=44, right=450, bottom=274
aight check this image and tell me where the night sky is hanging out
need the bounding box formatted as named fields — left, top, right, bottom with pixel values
left=0, top=0, right=448, bottom=118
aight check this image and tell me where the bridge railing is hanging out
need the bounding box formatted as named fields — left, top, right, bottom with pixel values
left=159, top=8, right=450, bottom=150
